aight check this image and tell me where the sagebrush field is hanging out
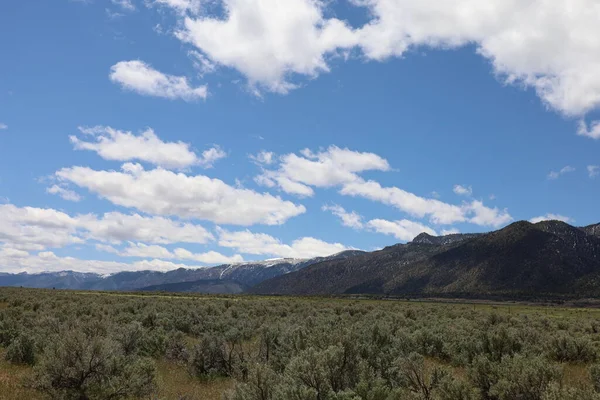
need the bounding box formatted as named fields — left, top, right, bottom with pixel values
left=2, top=288, right=600, bottom=399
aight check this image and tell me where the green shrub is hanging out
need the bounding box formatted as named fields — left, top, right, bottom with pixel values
left=32, top=330, right=156, bottom=400
left=5, top=334, right=36, bottom=365
left=547, top=334, right=597, bottom=363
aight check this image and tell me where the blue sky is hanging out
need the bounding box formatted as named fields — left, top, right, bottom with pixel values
left=1, top=0, right=599, bottom=274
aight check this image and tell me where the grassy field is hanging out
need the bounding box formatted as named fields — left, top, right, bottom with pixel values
left=2, top=287, right=600, bottom=399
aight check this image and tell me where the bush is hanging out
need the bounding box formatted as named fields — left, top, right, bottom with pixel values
left=5, top=334, right=36, bottom=365
left=547, top=334, right=597, bottom=363
left=32, top=330, right=156, bottom=400
left=488, top=355, right=561, bottom=400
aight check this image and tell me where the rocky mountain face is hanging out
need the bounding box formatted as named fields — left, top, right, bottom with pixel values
left=0, top=250, right=365, bottom=293
left=251, top=221, right=600, bottom=298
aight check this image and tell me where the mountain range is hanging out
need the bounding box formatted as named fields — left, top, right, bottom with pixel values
left=251, top=220, right=600, bottom=298
left=3, top=220, right=600, bottom=299
left=0, top=250, right=364, bottom=293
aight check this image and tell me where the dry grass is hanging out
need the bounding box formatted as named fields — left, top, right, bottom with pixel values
left=0, top=350, right=41, bottom=400
left=563, top=363, right=592, bottom=388
left=154, top=359, right=234, bottom=400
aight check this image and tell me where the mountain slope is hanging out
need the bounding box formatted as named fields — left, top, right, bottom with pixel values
left=0, top=250, right=365, bottom=293
left=139, top=279, right=247, bottom=294
left=251, top=221, right=600, bottom=298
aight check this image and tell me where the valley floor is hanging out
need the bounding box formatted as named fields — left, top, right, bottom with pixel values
left=2, top=288, right=600, bottom=399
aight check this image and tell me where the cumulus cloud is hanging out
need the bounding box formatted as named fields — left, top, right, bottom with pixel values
left=322, top=204, right=364, bottom=229
left=0, top=204, right=84, bottom=251
left=256, top=146, right=390, bottom=196
left=548, top=165, right=576, bottom=180
left=529, top=214, right=572, bottom=224
left=258, top=147, right=510, bottom=228
left=153, top=0, right=200, bottom=14
left=111, top=0, right=135, bottom=11
left=80, top=212, right=214, bottom=244
left=250, top=151, right=275, bottom=165
left=0, top=204, right=213, bottom=251
left=46, top=185, right=82, bottom=202
left=174, top=0, right=357, bottom=93
left=0, top=247, right=206, bottom=274
left=453, top=185, right=472, bottom=196
left=55, top=163, right=305, bottom=225
left=588, top=165, right=600, bottom=178
left=217, top=228, right=351, bottom=259
left=322, top=204, right=447, bottom=242
left=578, top=120, right=600, bottom=140
left=441, top=228, right=461, bottom=235
left=99, top=242, right=243, bottom=264
left=110, top=60, right=207, bottom=101
left=162, top=0, right=600, bottom=121
left=71, top=126, right=210, bottom=169
left=366, top=219, right=437, bottom=241
left=198, top=146, right=227, bottom=168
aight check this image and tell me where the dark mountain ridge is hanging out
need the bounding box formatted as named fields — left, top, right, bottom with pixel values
left=251, top=220, right=600, bottom=298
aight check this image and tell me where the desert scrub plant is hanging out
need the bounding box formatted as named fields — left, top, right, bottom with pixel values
left=32, top=329, right=156, bottom=400
left=547, top=334, right=597, bottom=363
left=435, top=376, right=478, bottom=400
left=225, top=363, right=280, bottom=400
left=487, top=355, right=561, bottom=400
left=5, top=333, right=36, bottom=365
left=541, top=383, right=600, bottom=400
left=392, top=352, right=449, bottom=400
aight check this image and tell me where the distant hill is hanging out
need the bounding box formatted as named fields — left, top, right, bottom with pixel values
left=250, top=221, right=600, bottom=299
left=0, top=250, right=365, bottom=294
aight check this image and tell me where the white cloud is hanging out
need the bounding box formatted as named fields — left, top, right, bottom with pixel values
left=111, top=0, right=135, bottom=11
left=340, top=180, right=465, bottom=225
left=198, top=146, right=227, bottom=168
left=250, top=151, right=275, bottom=165
left=0, top=204, right=214, bottom=251
left=355, top=0, right=600, bottom=117
left=342, top=181, right=511, bottom=227
left=110, top=60, right=207, bottom=101
left=163, top=0, right=600, bottom=120
left=0, top=247, right=206, bottom=274
left=100, top=242, right=243, bottom=264
left=258, top=146, right=510, bottom=228
left=217, top=227, right=351, bottom=259
left=322, top=204, right=363, bottom=229
left=366, top=218, right=436, bottom=241
left=80, top=212, right=214, bottom=245
left=0, top=123, right=7, bottom=130
left=71, top=126, right=205, bottom=169
left=578, top=120, right=600, bottom=140
left=588, top=165, right=600, bottom=178
left=529, top=214, right=572, bottom=224
left=153, top=0, right=200, bottom=14
left=441, top=228, right=461, bottom=235
left=55, top=163, right=305, bottom=225
left=257, top=146, right=390, bottom=196
left=453, top=184, right=472, bottom=196
left=0, top=204, right=84, bottom=251
left=465, top=200, right=513, bottom=227
left=189, top=50, right=217, bottom=76
left=175, top=0, right=357, bottom=94
left=548, top=165, right=576, bottom=180
left=46, top=185, right=82, bottom=202
left=71, top=125, right=226, bottom=169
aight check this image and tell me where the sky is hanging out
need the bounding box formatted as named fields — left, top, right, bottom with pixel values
left=1, top=0, right=599, bottom=274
